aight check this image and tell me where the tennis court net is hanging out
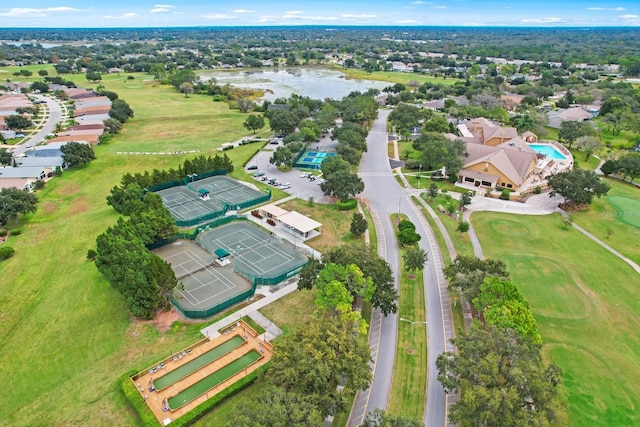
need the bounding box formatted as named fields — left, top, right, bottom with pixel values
left=176, top=260, right=216, bottom=280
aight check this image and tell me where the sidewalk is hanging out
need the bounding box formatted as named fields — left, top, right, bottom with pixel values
left=200, top=282, right=299, bottom=341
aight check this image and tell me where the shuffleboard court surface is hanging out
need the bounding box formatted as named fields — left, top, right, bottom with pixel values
left=168, top=350, right=262, bottom=410
left=154, top=336, right=245, bottom=391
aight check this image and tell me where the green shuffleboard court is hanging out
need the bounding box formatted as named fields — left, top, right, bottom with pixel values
left=168, top=350, right=262, bottom=410
left=154, top=336, right=245, bottom=391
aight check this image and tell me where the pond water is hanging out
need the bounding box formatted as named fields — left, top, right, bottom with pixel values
left=199, top=68, right=389, bottom=101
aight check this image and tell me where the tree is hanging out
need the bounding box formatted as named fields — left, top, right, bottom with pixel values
left=600, top=159, right=618, bottom=177
left=322, top=246, right=398, bottom=315
left=0, top=148, right=13, bottom=167
left=548, top=168, right=610, bottom=206
left=179, top=82, right=194, bottom=97
left=398, top=227, right=421, bottom=246
left=428, top=183, right=439, bottom=200
left=437, top=322, right=562, bottom=427
left=60, top=141, right=95, bottom=167
left=243, top=114, right=265, bottom=134
left=264, top=317, right=372, bottom=417
left=0, top=188, right=38, bottom=226
left=350, top=212, right=368, bottom=237
left=85, top=70, right=102, bottom=82
left=103, top=118, right=123, bottom=135
left=444, top=256, right=509, bottom=304
left=5, top=115, right=32, bottom=130
left=233, top=386, right=322, bottom=427
left=268, top=108, right=298, bottom=135
left=362, top=408, right=424, bottom=427
left=576, top=135, right=602, bottom=161
left=617, top=152, right=640, bottom=182
left=30, top=81, right=49, bottom=93
left=413, top=133, right=466, bottom=177
left=459, top=191, right=472, bottom=212
left=38, top=69, right=48, bottom=77
left=320, top=156, right=364, bottom=201
left=557, top=121, right=593, bottom=150
left=109, top=99, right=134, bottom=123
left=403, top=247, right=428, bottom=274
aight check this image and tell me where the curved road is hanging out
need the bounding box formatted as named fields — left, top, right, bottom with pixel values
left=349, top=109, right=453, bottom=426
left=11, top=93, right=65, bottom=157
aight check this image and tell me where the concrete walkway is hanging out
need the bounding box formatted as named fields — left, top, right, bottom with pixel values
left=200, top=282, right=298, bottom=341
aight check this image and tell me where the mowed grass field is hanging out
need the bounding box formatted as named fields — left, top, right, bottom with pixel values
left=569, top=178, right=640, bottom=265
left=0, top=73, right=265, bottom=425
left=472, top=212, right=640, bottom=426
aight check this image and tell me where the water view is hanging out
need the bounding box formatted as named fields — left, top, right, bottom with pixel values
left=199, top=68, right=389, bottom=101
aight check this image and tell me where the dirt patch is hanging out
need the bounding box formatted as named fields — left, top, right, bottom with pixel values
left=151, top=308, right=191, bottom=332
left=40, top=201, right=59, bottom=215
left=57, top=181, right=81, bottom=196
left=68, top=197, right=91, bottom=215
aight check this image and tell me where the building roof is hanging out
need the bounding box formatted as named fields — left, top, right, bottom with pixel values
left=48, top=134, right=100, bottom=145
left=0, top=166, right=46, bottom=179
left=464, top=143, right=536, bottom=186
left=260, top=204, right=288, bottom=217
left=27, top=148, right=62, bottom=157
left=466, top=117, right=519, bottom=145
left=0, top=177, right=33, bottom=190
left=278, top=211, right=322, bottom=233
left=15, top=156, right=64, bottom=168
left=459, top=169, right=499, bottom=184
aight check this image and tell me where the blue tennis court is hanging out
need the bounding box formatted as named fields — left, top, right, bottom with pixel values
left=294, top=150, right=335, bottom=170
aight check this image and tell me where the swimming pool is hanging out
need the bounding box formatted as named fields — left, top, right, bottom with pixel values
left=528, top=144, right=567, bottom=161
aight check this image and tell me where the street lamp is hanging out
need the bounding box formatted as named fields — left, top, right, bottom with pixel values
left=399, top=317, right=427, bottom=354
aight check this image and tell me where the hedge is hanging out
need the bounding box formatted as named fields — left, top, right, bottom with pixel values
left=0, top=246, right=15, bottom=259
left=336, top=199, right=357, bottom=210
left=120, top=365, right=267, bottom=427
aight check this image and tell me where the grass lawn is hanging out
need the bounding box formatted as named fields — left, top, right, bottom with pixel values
left=472, top=212, right=640, bottom=427
left=569, top=178, right=640, bottom=265
left=0, top=73, right=271, bottom=425
left=419, top=193, right=474, bottom=259
left=338, top=67, right=463, bottom=86
left=387, top=214, right=428, bottom=419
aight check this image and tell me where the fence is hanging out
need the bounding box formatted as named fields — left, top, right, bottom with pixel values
left=168, top=287, right=255, bottom=320
left=235, top=263, right=306, bottom=287
left=148, top=169, right=229, bottom=192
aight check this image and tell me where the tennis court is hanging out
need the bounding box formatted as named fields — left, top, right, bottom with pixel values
left=294, top=150, right=336, bottom=170
left=153, top=241, right=252, bottom=314
left=155, top=186, right=223, bottom=223
left=193, top=176, right=266, bottom=208
left=196, top=222, right=308, bottom=282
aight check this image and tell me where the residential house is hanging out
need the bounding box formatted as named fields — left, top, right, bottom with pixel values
left=0, top=166, right=47, bottom=180
left=461, top=117, right=519, bottom=146
left=546, top=107, right=594, bottom=129
left=0, top=177, right=34, bottom=191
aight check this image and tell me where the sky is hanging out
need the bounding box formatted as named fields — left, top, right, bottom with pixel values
left=0, top=1, right=639, bottom=28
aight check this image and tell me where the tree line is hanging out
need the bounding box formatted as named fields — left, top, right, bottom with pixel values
left=438, top=256, right=563, bottom=426
left=95, top=153, right=233, bottom=318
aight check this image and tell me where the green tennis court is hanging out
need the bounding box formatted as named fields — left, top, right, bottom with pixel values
left=153, top=336, right=245, bottom=391
left=168, top=350, right=262, bottom=410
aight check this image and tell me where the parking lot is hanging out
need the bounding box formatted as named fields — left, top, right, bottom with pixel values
left=244, top=134, right=337, bottom=203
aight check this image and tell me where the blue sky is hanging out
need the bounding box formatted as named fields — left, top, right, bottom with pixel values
left=1, top=1, right=639, bottom=28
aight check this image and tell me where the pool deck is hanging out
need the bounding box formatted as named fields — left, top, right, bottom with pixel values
left=131, top=320, right=272, bottom=425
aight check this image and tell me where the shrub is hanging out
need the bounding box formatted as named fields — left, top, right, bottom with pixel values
left=0, top=246, right=15, bottom=259
left=336, top=198, right=357, bottom=210
left=87, top=249, right=97, bottom=260
left=457, top=221, right=470, bottom=232
left=398, top=228, right=421, bottom=246
left=0, top=229, right=7, bottom=237
left=500, top=189, right=510, bottom=200
left=398, top=219, right=416, bottom=232
left=119, top=371, right=157, bottom=427
left=9, top=228, right=21, bottom=236
left=33, top=179, right=45, bottom=190
left=534, top=185, right=542, bottom=194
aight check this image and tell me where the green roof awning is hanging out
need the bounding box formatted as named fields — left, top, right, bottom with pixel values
left=215, top=248, right=230, bottom=258
left=198, top=188, right=210, bottom=195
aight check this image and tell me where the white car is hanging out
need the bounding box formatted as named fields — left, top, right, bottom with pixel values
left=279, top=183, right=291, bottom=190
left=299, top=172, right=309, bottom=178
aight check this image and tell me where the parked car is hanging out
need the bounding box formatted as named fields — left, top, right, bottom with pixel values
left=247, top=165, right=258, bottom=170
left=279, top=183, right=291, bottom=190
left=253, top=171, right=265, bottom=177
left=299, top=172, right=309, bottom=178
left=261, top=176, right=269, bottom=181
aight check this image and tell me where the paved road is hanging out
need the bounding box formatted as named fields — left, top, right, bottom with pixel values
left=12, top=93, right=65, bottom=157
left=348, top=109, right=451, bottom=426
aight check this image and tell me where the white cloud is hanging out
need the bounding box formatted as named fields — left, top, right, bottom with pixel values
left=432, top=5, right=449, bottom=9
left=588, top=7, right=625, bottom=11
left=521, top=17, right=564, bottom=24
left=285, top=10, right=303, bottom=15
left=103, top=12, right=139, bottom=19
left=150, top=4, right=174, bottom=13
left=0, top=7, right=80, bottom=17
left=411, top=1, right=430, bottom=4
left=341, top=14, right=378, bottom=18
left=202, top=13, right=236, bottom=19
left=234, top=9, right=254, bottom=13
left=619, top=14, right=639, bottom=19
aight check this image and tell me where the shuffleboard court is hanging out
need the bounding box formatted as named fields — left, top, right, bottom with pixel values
left=196, top=222, right=308, bottom=282
left=153, top=240, right=252, bottom=313
left=168, top=350, right=262, bottom=411
left=153, top=336, right=245, bottom=391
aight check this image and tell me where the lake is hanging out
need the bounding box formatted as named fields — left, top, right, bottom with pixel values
left=199, top=68, right=389, bottom=101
